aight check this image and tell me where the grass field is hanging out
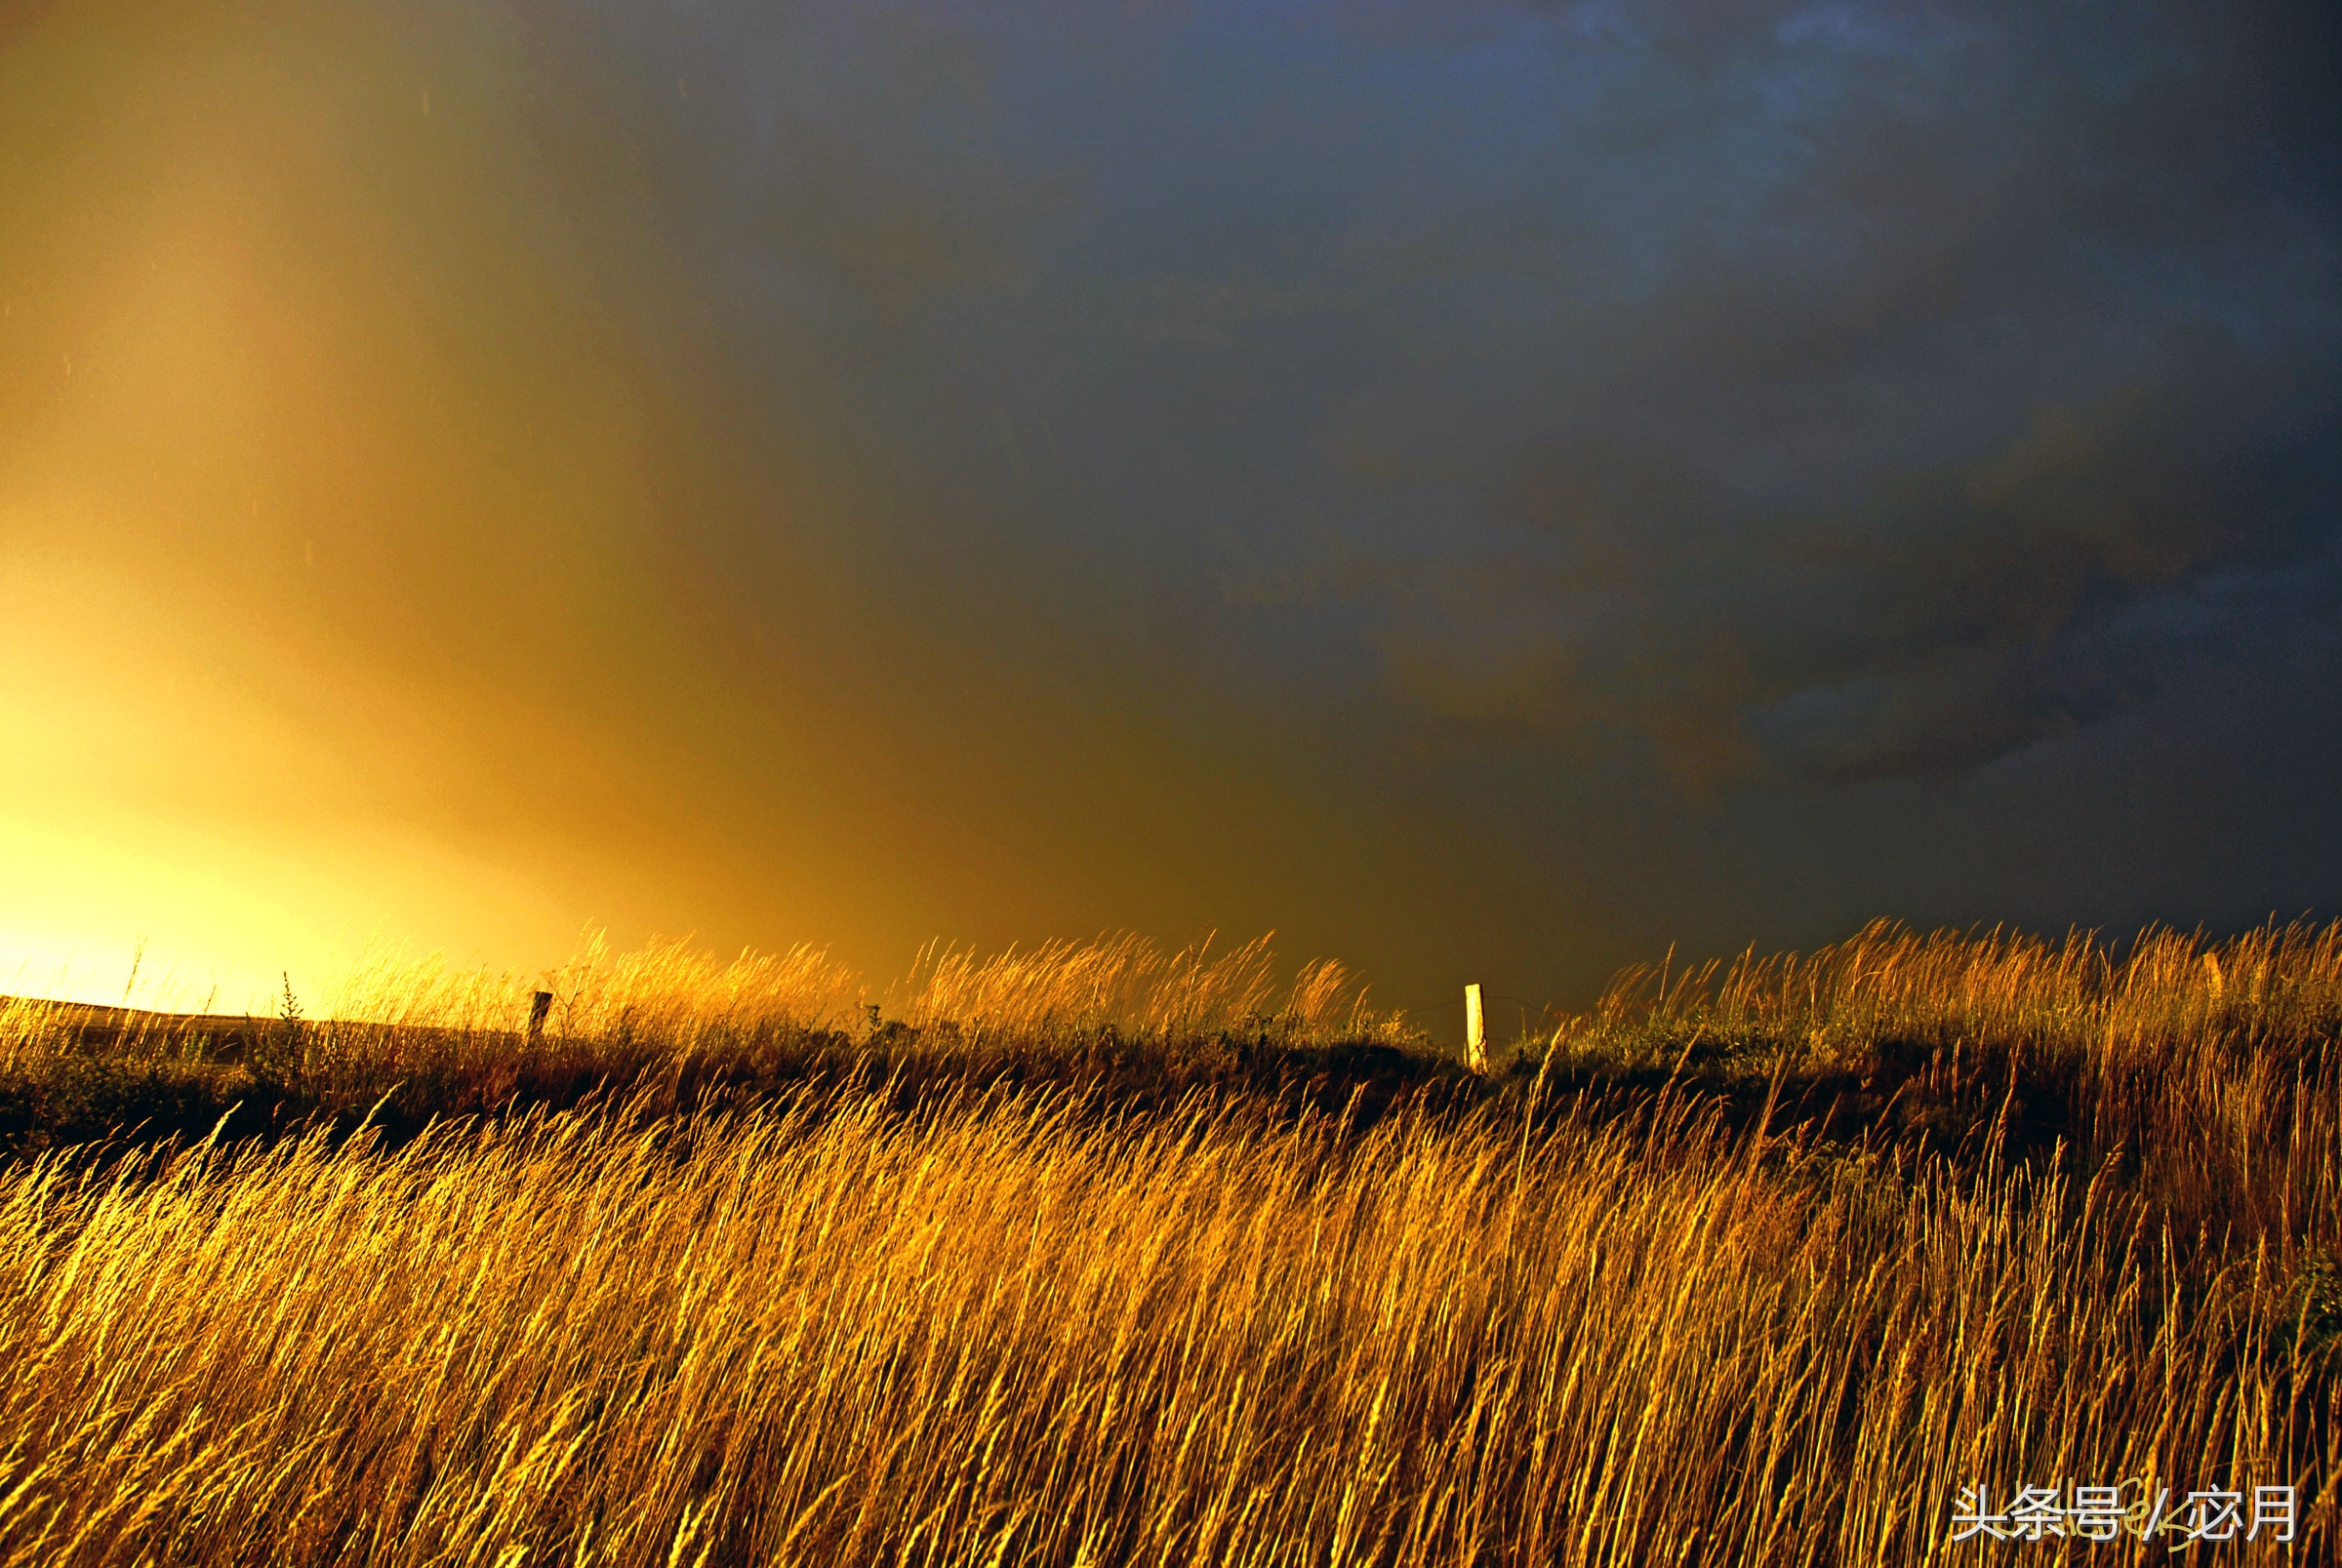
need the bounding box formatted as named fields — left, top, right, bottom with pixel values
left=0, top=922, right=2334, bottom=1563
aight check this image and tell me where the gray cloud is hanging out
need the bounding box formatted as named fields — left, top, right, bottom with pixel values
left=537, top=0, right=2341, bottom=945
left=1289, top=0, right=2342, bottom=784
left=16, top=0, right=2333, bottom=1013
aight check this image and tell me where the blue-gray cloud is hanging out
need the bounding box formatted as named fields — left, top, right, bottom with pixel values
left=545, top=0, right=2340, bottom=789
left=20, top=0, right=2329, bottom=1006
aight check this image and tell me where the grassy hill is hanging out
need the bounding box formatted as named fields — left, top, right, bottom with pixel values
left=0, top=921, right=2333, bottom=1563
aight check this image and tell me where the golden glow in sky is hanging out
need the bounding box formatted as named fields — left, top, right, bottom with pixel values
left=7, top=0, right=2338, bottom=1016
left=0, top=2, right=857, bottom=1005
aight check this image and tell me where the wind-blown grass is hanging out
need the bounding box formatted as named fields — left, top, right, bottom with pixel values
left=0, top=921, right=2334, bottom=1563
left=0, top=933, right=1425, bottom=1158
left=1547, top=918, right=2342, bottom=1244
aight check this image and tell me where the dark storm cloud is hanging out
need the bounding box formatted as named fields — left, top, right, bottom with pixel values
left=484, top=0, right=2342, bottom=978
left=1306, top=0, right=2342, bottom=784
left=559, top=0, right=2340, bottom=791
left=11, top=0, right=2336, bottom=1013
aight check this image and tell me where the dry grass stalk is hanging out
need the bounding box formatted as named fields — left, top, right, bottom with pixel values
left=0, top=920, right=2333, bottom=1562
left=892, top=933, right=1410, bottom=1050
left=0, top=1082, right=2327, bottom=1565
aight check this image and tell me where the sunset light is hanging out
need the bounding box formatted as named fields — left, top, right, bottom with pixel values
left=3, top=0, right=2336, bottom=1560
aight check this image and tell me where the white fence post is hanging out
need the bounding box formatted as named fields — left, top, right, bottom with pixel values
left=1465, top=983, right=1487, bottom=1072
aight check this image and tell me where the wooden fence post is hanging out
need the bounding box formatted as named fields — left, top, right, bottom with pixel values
left=528, top=990, right=553, bottom=1040
left=1465, top=983, right=1487, bottom=1073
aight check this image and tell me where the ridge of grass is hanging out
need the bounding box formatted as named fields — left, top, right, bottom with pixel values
left=0, top=920, right=2333, bottom=1562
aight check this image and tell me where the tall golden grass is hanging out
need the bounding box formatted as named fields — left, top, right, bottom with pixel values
left=1555, top=919, right=2342, bottom=1247
left=0, top=932, right=1417, bottom=1155
left=895, top=934, right=1408, bottom=1049
left=307, top=929, right=1406, bottom=1049
left=1580, top=917, right=2342, bottom=1060
left=0, top=922, right=2334, bottom=1563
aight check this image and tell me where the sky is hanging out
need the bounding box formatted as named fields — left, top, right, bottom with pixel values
left=3, top=0, right=2338, bottom=1024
